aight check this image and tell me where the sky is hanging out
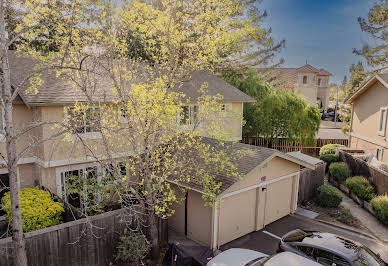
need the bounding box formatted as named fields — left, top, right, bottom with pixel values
left=260, top=0, right=373, bottom=84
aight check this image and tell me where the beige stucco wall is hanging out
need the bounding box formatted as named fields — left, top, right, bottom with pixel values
left=317, top=86, right=329, bottom=111
left=350, top=80, right=388, bottom=163
left=18, top=163, right=39, bottom=188
left=295, top=73, right=318, bottom=105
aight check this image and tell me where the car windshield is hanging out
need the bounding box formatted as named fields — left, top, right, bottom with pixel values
left=353, top=248, right=384, bottom=266
left=247, top=256, right=269, bottom=266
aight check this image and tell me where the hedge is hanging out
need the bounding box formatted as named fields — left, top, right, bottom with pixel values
left=319, top=144, right=346, bottom=157
left=371, top=195, right=388, bottom=224
left=345, top=176, right=375, bottom=201
left=320, top=153, right=339, bottom=170
left=316, top=185, right=343, bottom=208
left=1, top=187, right=64, bottom=232
left=329, top=162, right=351, bottom=183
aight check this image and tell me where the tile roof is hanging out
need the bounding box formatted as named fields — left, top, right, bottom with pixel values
left=296, top=64, right=320, bottom=73
left=7, top=51, right=254, bottom=105
left=318, top=68, right=332, bottom=76
left=262, top=64, right=331, bottom=89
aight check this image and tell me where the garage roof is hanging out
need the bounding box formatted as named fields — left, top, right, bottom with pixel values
left=287, top=152, right=323, bottom=165
left=170, top=138, right=316, bottom=195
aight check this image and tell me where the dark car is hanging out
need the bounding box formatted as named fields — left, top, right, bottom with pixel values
left=278, top=229, right=387, bottom=266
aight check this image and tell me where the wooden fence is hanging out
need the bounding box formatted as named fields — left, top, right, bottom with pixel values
left=0, top=208, right=149, bottom=266
left=338, top=149, right=388, bottom=195
left=241, top=137, right=348, bottom=157
left=298, top=163, right=325, bottom=203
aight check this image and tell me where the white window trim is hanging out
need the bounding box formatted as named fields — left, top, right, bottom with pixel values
left=378, top=107, right=387, bottom=137
left=66, top=107, right=102, bottom=140
left=55, top=163, right=101, bottom=198
left=178, top=104, right=199, bottom=128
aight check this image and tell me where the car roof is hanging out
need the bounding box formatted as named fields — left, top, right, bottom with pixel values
left=207, top=248, right=267, bottom=266
left=301, top=232, right=360, bottom=259
left=265, top=252, right=321, bottom=266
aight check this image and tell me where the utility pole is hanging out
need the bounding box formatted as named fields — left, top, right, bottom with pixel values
left=334, top=85, right=339, bottom=128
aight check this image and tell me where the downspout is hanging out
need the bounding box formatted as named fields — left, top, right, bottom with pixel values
left=212, top=200, right=219, bottom=251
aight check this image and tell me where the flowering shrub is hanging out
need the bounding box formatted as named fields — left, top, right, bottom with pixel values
left=1, top=187, right=64, bottom=232
left=319, top=144, right=346, bottom=157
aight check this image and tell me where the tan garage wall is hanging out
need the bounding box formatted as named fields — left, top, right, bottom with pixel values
left=187, top=190, right=212, bottom=246
left=218, top=189, right=256, bottom=246
left=168, top=186, right=186, bottom=235
left=18, top=164, right=39, bottom=188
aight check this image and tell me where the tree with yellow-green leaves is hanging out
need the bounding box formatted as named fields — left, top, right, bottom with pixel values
left=1, top=0, right=280, bottom=264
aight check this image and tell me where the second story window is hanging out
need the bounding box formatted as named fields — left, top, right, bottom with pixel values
left=318, top=78, right=321, bottom=86
left=179, top=105, right=198, bottom=126
left=378, top=108, right=387, bottom=136
left=303, top=76, right=308, bottom=84
left=68, top=107, right=100, bottom=134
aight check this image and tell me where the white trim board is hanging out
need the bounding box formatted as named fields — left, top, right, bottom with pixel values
left=218, top=171, right=299, bottom=200
left=350, top=133, right=388, bottom=149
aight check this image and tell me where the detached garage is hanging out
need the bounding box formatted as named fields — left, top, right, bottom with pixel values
left=168, top=139, right=315, bottom=250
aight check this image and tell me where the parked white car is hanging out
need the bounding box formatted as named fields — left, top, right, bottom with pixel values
left=207, top=248, right=322, bottom=266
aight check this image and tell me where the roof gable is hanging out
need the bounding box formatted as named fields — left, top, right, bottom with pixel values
left=345, top=74, right=388, bottom=104
left=296, top=64, right=320, bottom=73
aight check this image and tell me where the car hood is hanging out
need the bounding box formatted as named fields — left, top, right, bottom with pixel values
left=207, top=248, right=267, bottom=266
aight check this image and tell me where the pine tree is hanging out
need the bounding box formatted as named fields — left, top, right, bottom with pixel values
left=353, top=0, right=388, bottom=72
left=346, top=62, right=367, bottom=98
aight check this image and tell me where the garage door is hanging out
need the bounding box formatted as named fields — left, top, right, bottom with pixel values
left=218, top=189, right=256, bottom=245
left=264, top=177, right=293, bottom=225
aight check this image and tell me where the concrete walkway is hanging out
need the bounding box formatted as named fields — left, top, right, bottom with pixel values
left=340, top=192, right=388, bottom=243
left=168, top=229, right=201, bottom=246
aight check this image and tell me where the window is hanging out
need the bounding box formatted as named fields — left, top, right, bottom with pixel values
left=376, top=148, right=383, bottom=161
left=297, top=245, right=314, bottom=256
left=313, top=248, right=334, bottom=266
left=105, top=162, right=128, bottom=178
left=303, top=76, right=308, bottom=84
left=318, top=78, right=321, bottom=86
left=68, top=107, right=100, bottom=134
left=179, top=105, right=198, bottom=126
left=378, top=108, right=387, bottom=136
left=59, top=166, right=97, bottom=207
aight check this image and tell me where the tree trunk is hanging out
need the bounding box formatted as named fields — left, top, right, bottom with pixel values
left=149, top=213, right=160, bottom=264
left=0, top=1, right=28, bottom=265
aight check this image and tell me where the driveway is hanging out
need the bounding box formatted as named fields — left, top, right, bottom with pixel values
left=220, top=214, right=388, bottom=263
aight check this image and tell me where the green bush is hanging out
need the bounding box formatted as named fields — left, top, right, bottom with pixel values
left=345, top=176, right=375, bottom=201
left=115, top=229, right=150, bottom=263
left=1, top=187, right=64, bottom=232
left=319, top=144, right=346, bottom=157
left=329, top=162, right=351, bottom=183
left=371, top=195, right=388, bottom=224
left=316, top=185, right=343, bottom=207
left=320, top=153, right=339, bottom=170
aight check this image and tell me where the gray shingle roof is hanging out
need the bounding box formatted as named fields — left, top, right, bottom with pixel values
left=287, top=151, right=323, bottom=166
left=7, top=51, right=254, bottom=105
left=173, top=137, right=276, bottom=195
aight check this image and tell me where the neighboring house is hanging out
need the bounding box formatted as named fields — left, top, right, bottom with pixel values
left=345, top=74, right=388, bottom=164
left=266, top=64, right=332, bottom=111
left=0, top=52, right=254, bottom=197
left=169, top=138, right=315, bottom=249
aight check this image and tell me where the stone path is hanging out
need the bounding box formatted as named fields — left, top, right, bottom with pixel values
left=340, top=192, right=388, bottom=243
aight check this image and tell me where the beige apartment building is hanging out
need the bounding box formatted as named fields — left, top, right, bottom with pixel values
left=1, top=52, right=255, bottom=197
left=268, top=64, right=332, bottom=111
left=346, top=74, right=388, bottom=164
left=1, top=52, right=316, bottom=249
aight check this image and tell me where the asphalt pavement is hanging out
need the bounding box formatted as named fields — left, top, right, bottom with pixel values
left=220, top=214, right=388, bottom=263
